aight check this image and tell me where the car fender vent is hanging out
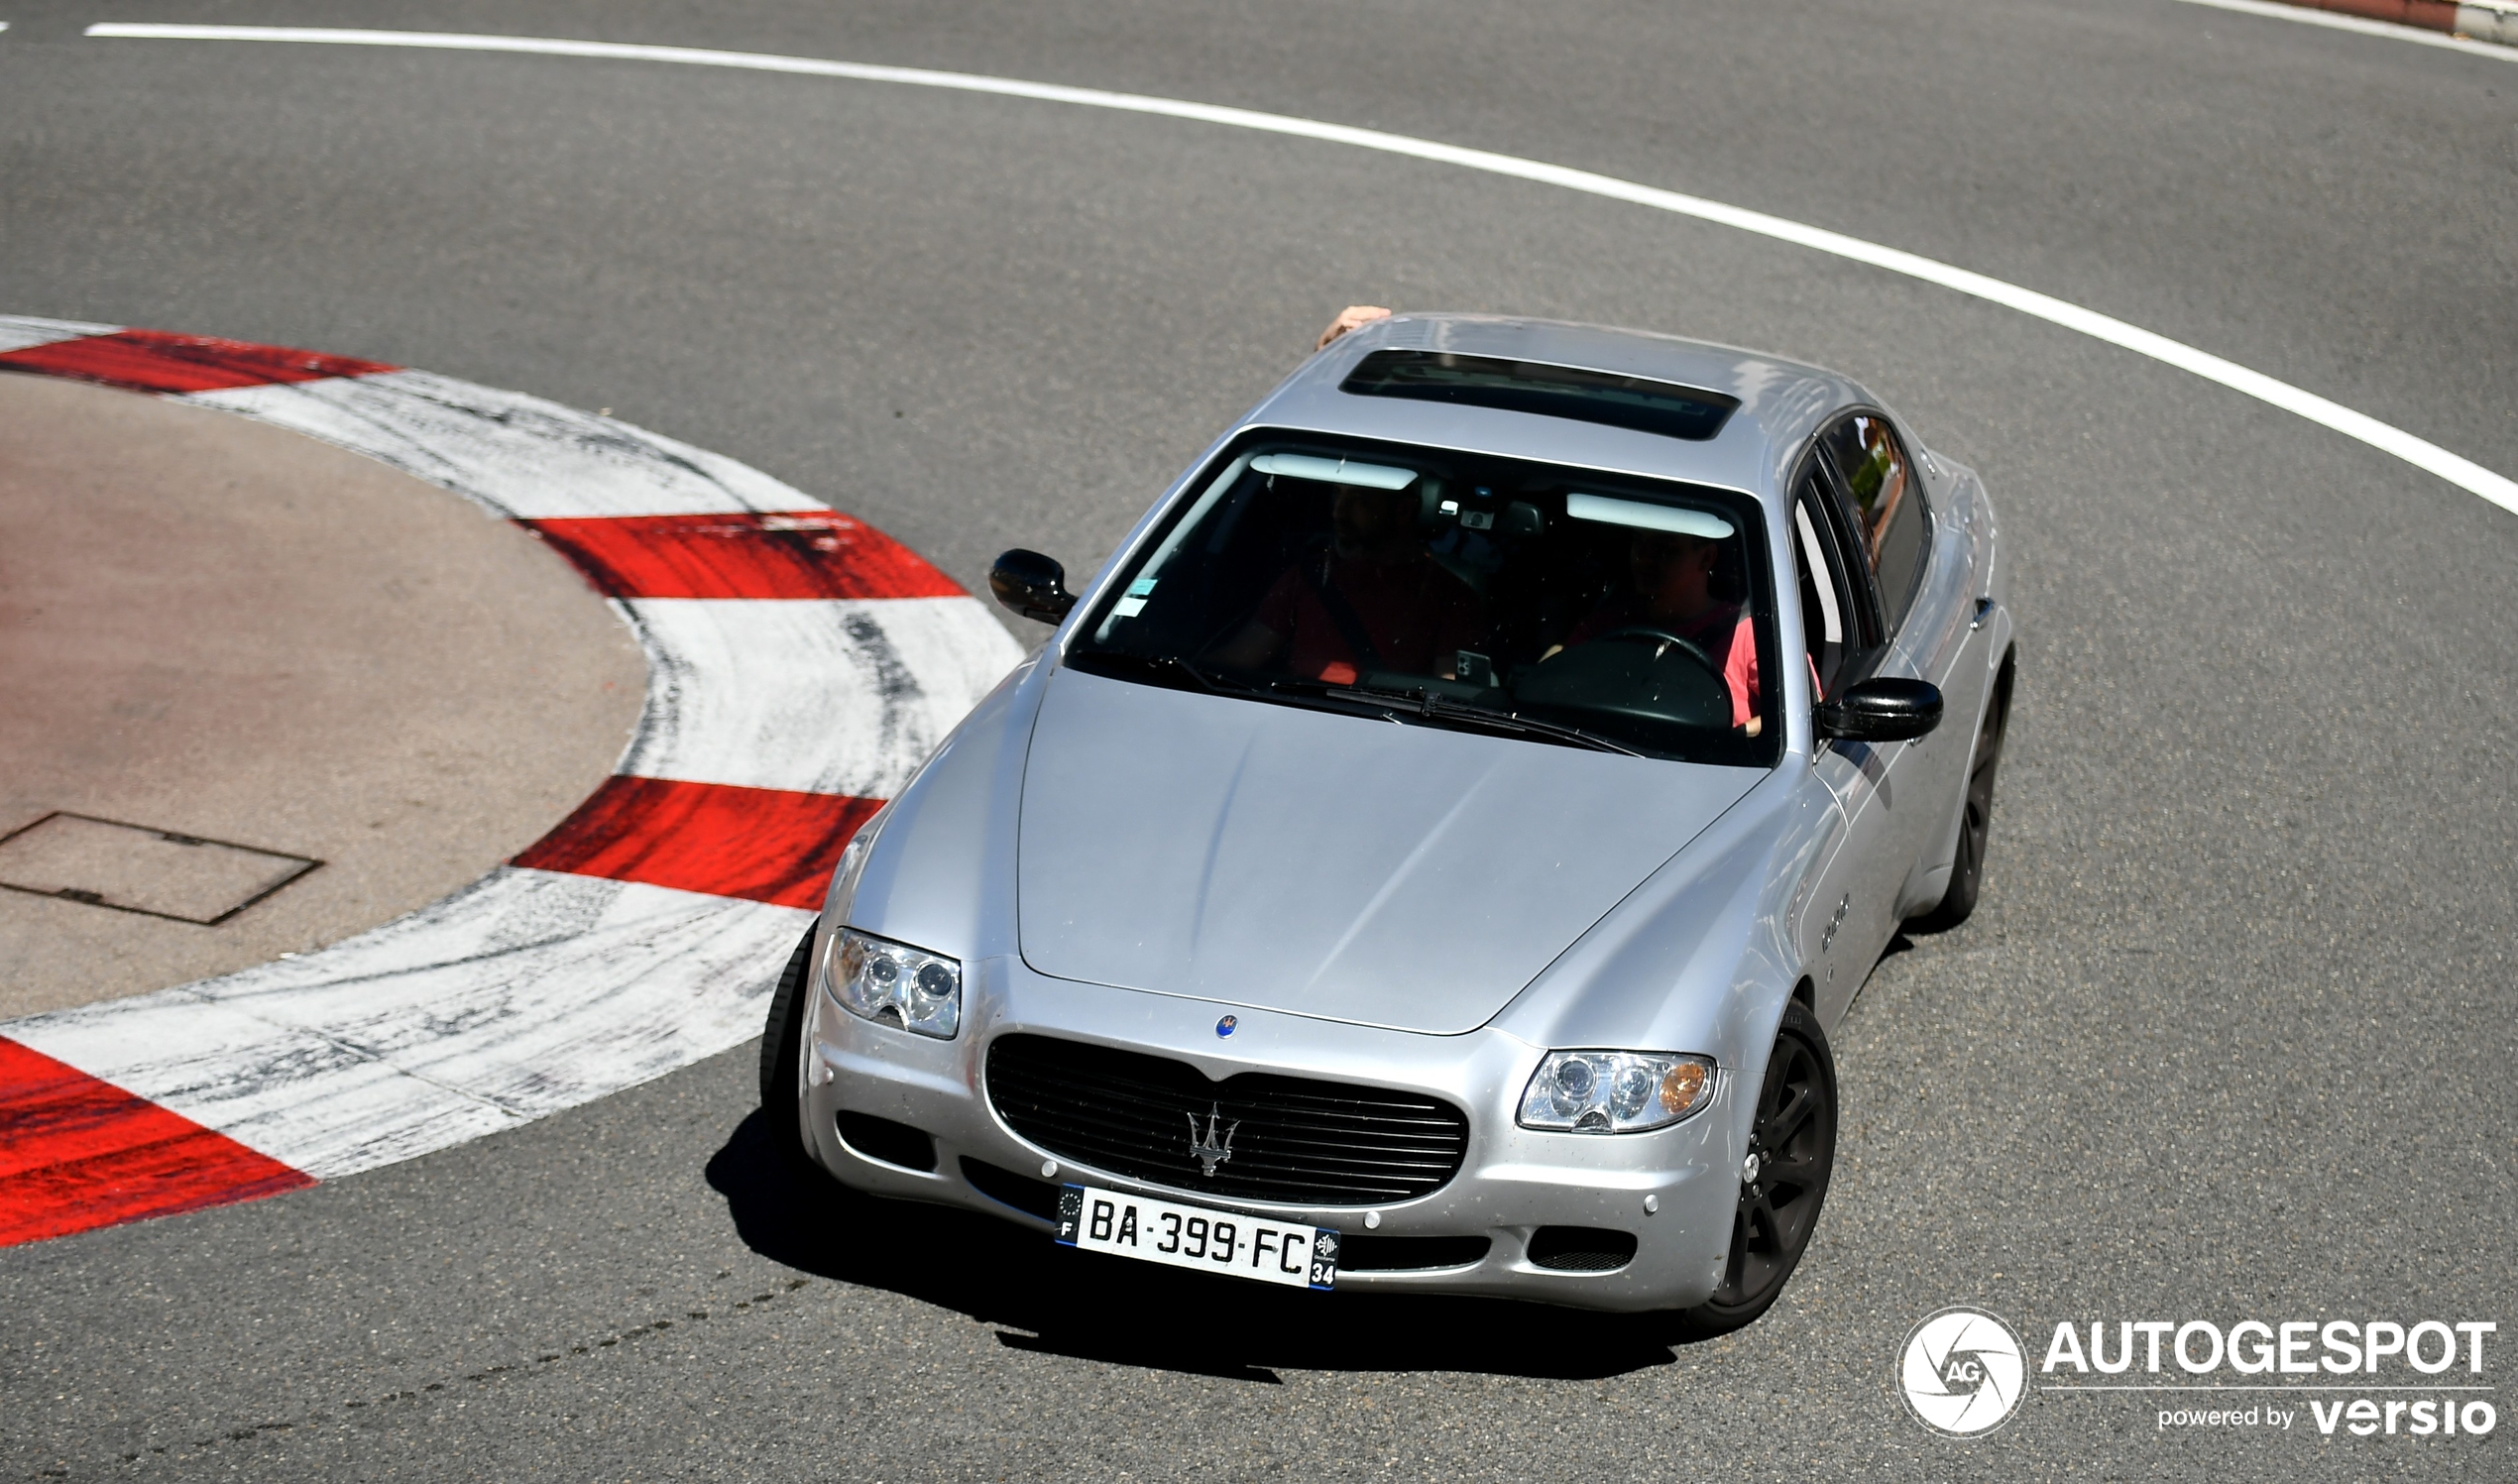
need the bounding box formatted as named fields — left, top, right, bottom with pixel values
left=835, top=1112, right=936, bottom=1173
left=1526, top=1225, right=1638, bottom=1272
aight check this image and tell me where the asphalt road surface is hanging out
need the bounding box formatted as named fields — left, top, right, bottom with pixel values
left=5, top=1, right=2514, bottom=1478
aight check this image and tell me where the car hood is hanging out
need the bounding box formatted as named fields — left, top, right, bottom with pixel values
left=1015, top=667, right=1762, bottom=1035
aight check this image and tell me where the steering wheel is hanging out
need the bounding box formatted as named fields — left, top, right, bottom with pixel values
left=1588, top=625, right=1721, bottom=677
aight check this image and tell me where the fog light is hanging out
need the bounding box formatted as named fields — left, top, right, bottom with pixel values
left=1518, top=1051, right=1716, bottom=1133
left=824, top=928, right=962, bottom=1039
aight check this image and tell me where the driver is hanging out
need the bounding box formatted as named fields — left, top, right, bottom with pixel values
left=1554, top=527, right=1763, bottom=732
left=1209, top=482, right=1479, bottom=685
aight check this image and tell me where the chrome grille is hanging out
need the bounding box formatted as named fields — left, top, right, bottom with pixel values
left=984, top=1033, right=1469, bottom=1207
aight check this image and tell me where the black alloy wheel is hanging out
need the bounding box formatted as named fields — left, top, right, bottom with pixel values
left=1671, top=1000, right=1838, bottom=1337
left=1910, top=652, right=2014, bottom=933
left=757, top=919, right=821, bottom=1155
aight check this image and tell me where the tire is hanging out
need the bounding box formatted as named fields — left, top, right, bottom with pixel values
left=757, top=919, right=821, bottom=1153
left=1909, top=651, right=2013, bottom=934
left=1665, top=999, right=1839, bottom=1339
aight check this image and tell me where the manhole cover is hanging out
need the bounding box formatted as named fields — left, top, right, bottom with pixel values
left=0, top=812, right=320, bottom=925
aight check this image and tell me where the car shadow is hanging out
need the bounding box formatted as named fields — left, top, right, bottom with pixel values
left=705, top=1110, right=1687, bottom=1383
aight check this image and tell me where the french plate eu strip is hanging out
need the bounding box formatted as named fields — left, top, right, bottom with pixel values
left=80, top=21, right=2518, bottom=518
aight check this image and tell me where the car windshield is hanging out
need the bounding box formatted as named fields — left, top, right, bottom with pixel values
left=1065, top=434, right=1779, bottom=766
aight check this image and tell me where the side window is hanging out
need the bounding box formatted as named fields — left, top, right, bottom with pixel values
left=1790, top=464, right=1862, bottom=700
left=1819, top=412, right=1930, bottom=632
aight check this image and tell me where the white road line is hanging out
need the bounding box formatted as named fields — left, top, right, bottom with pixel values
left=2173, top=0, right=2518, bottom=63
left=81, top=22, right=2518, bottom=518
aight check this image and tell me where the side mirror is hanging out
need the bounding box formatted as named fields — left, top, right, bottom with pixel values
left=988, top=548, right=1078, bottom=626
left=1814, top=676, right=1943, bottom=742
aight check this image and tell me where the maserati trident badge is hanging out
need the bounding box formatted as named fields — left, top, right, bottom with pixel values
left=1188, top=1104, right=1239, bottom=1177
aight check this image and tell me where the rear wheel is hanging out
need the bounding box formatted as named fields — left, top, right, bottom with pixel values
left=758, top=920, right=820, bottom=1155
left=1910, top=653, right=2013, bottom=934
left=1667, top=1001, right=1838, bottom=1338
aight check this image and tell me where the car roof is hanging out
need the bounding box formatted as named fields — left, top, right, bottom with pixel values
left=1241, top=313, right=1874, bottom=506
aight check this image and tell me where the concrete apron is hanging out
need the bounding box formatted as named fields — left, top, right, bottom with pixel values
left=0, top=371, right=645, bottom=1018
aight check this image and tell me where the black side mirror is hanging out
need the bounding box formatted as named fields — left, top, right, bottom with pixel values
left=1814, top=676, right=1943, bottom=742
left=988, top=548, right=1077, bottom=626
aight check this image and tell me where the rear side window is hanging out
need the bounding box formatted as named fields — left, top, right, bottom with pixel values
left=1820, top=412, right=1929, bottom=631
left=1342, top=350, right=1740, bottom=442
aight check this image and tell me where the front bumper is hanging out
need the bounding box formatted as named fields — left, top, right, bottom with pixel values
left=800, top=949, right=1742, bottom=1313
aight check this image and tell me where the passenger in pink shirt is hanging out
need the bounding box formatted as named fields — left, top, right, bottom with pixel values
left=1554, top=527, right=1764, bottom=734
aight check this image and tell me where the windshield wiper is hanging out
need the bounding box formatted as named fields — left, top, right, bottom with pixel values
left=1266, top=678, right=1643, bottom=756
left=1072, top=654, right=1643, bottom=756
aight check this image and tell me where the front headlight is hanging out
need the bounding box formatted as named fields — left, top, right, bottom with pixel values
left=823, top=928, right=962, bottom=1039
left=1518, top=1051, right=1715, bottom=1133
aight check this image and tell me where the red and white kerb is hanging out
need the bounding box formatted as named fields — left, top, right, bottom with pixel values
left=0, top=316, right=1022, bottom=1247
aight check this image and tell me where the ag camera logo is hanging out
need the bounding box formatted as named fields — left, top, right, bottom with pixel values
left=1900, top=1307, right=2028, bottom=1437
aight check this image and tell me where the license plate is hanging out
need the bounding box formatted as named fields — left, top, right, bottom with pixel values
left=1056, top=1184, right=1339, bottom=1290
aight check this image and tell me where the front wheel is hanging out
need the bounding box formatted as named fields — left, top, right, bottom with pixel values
left=1665, top=1000, right=1838, bottom=1338
left=757, top=920, right=820, bottom=1156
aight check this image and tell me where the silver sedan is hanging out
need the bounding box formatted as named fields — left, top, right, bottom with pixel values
left=760, top=314, right=2015, bottom=1331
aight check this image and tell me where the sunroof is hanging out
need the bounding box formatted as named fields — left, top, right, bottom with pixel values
left=1340, top=349, right=1740, bottom=442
